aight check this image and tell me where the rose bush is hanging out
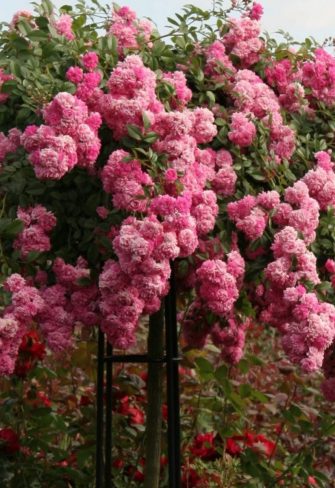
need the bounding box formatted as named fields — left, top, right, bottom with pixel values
left=0, top=0, right=335, bottom=486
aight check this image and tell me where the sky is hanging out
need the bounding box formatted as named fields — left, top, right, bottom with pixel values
left=1, top=0, right=335, bottom=44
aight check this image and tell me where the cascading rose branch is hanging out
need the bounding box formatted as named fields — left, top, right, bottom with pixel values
left=1, top=1, right=335, bottom=401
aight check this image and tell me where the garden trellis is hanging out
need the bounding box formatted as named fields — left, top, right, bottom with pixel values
left=95, top=269, right=182, bottom=488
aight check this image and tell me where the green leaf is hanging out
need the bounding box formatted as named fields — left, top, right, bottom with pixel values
left=28, top=30, right=49, bottom=41
left=72, top=14, right=87, bottom=31
left=143, top=132, right=158, bottom=144
left=235, top=291, right=255, bottom=318
left=1, top=80, right=17, bottom=94
left=142, top=112, right=152, bottom=130
left=59, top=5, right=73, bottom=13
left=35, top=16, right=50, bottom=30
left=215, top=118, right=227, bottom=127
left=42, top=0, right=54, bottom=16
left=246, top=354, right=264, bottom=366
left=229, top=392, right=246, bottom=412
left=251, top=389, right=268, bottom=403
left=26, top=251, right=42, bottom=262
left=214, top=364, right=229, bottom=384
left=195, top=357, right=214, bottom=380
left=16, top=20, right=33, bottom=36
left=11, top=37, right=30, bottom=52
left=320, top=420, right=335, bottom=436
left=0, top=219, right=24, bottom=238
left=239, top=384, right=252, bottom=398
left=238, top=359, right=250, bottom=374
left=206, top=90, right=215, bottom=105
left=76, top=446, right=95, bottom=469
left=167, top=17, right=180, bottom=27
left=127, top=124, right=142, bottom=141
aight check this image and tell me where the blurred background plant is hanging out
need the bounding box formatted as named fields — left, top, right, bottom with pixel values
left=1, top=321, right=335, bottom=487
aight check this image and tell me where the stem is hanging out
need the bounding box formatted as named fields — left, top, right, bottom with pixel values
left=267, top=383, right=297, bottom=466
left=144, top=306, right=165, bottom=488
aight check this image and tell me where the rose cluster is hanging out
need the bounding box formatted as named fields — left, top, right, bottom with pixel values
left=259, top=227, right=335, bottom=372
left=108, top=6, right=154, bottom=57
left=14, top=205, right=56, bottom=257
left=0, top=255, right=99, bottom=375
left=1, top=1, right=335, bottom=405
left=21, top=92, right=101, bottom=179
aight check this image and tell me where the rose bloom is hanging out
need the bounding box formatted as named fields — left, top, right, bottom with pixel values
left=0, top=428, right=20, bottom=455
left=118, top=395, right=145, bottom=425
left=189, top=432, right=217, bottom=460
left=226, top=431, right=275, bottom=458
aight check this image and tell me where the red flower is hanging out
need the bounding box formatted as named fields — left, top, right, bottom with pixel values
left=55, top=452, right=77, bottom=468
left=27, top=389, right=52, bottom=408
left=139, top=371, right=148, bottom=383
left=226, top=437, right=242, bottom=456
left=0, top=428, right=20, bottom=455
left=252, top=434, right=276, bottom=458
left=189, top=432, right=216, bottom=460
left=126, top=458, right=145, bottom=482
left=20, top=331, right=45, bottom=360
left=14, top=330, right=46, bottom=377
left=182, top=466, right=202, bottom=487
left=118, top=396, right=145, bottom=425
left=30, top=342, right=45, bottom=360
left=127, top=406, right=144, bottom=425
left=179, top=366, right=191, bottom=376
left=182, top=465, right=221, bottom=488
left=226, top=431, right=275, bottom=458
left=33, top=391, right=51, bottom=408
left=243, top=431, right=255, bottom=446
left=79, top=395, right=92, bottom=406
left=14, top=359, right=33, bottom=378
left=112, top=459, right=125, bottom=469
left=134, top=468, right=145, bottom=482
left=160, top=454, right=168, bottom=467
left=307, top=476, right=317, bottom=486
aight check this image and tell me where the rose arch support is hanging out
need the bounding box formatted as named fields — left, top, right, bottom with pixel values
left=95, top=267, right=181, bottom=487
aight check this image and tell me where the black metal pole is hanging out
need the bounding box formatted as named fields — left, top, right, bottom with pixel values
left=105, top=342, right=113, bottom=488
left=165, top=264, right=181, bottom=488
left=96, top=329, right=105, bottom=488
left=104, top=354, right=167, bottom=363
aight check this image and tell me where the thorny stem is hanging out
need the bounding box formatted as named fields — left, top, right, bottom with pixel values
left=267, top=383, right=298, bottom=466
left=222, top=366, right=232, bottom=459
